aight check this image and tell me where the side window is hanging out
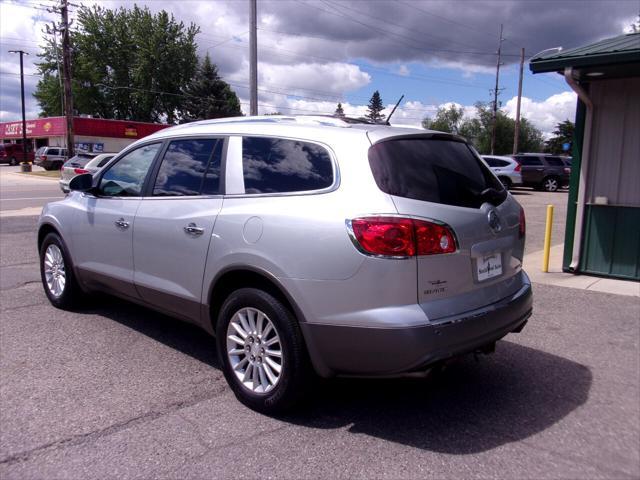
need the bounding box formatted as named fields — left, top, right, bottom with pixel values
left=517, top=156, right=542, bottom=166
left=545, top=157, right=565, bottom=167
left=484, top=158, right=498, bottom=167
left=99, top=143, right=161, bottom=197
left=153, top=138, right=222, bottom=196
left=242, top=137, right=333, bottom=194
left=49, top=148, right=59, bottom=156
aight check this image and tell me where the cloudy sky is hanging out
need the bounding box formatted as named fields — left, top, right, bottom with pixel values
left=0, top=0, right=637, bottom=135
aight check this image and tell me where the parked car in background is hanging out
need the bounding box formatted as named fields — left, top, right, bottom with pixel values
left=481, top=155, right=522, bottom=189
left=512, top=153, right=571, bottom=192
left=0, top=143, right=34, bottom=165
left=38, top=115, right=532, bottom=413
left=35, top=146, right=68, bottom=171
left=59, top=153, right=116, bottom=193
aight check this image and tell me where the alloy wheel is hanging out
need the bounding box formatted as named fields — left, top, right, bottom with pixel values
left=43, top=244, right=66, bottom=297
left=544, top=178, right=558, bottom=192
left=226, top=307, right=283, bottom=394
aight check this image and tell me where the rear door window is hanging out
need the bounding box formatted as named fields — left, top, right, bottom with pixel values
left=515, top=156, right=542, bottom=166
left=152, top=138, right=223, bottom=196
left=369, top=137, right=504, bottom=209
left=545, top=157, right=565, bottom=167
left=241, top=137, right=333, bottom=194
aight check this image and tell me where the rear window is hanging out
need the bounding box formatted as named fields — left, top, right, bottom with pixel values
left=65, top=155, right=94, bottom=167
left=368, top=138, right=504, bottom=209
left=241, top=137, right=333, bottom=194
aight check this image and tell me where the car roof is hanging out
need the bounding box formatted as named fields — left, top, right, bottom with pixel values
left=140, top=115, right=456, bottom=146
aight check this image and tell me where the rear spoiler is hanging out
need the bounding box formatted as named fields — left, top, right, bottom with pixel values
left=366, top=131, right=468, bottom=146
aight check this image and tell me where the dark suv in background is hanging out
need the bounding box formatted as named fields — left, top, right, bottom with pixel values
left=512, top=153, right=571, bottom=192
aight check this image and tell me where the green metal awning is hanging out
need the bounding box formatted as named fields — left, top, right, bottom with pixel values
left=530, top=32, right=640, bottom=74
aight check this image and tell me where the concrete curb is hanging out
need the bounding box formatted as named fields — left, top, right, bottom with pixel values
left=523, top=244, right=639, bottom=297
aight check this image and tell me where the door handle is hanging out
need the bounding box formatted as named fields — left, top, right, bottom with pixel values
left=184, top=223, right=204, bottom=236
left=115, top=218, right=129, bottom=229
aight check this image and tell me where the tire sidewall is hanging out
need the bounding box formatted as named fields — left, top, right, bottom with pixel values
left=39, top=232, right=78, bottom=309
left=216, top=288, right=306, bottom=413
left=543, top=177, right=559, bottom=192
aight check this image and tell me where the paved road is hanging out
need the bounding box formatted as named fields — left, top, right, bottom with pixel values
left=0, top=215, right=638, bottom=479
left=0, top=166, right=64, bottom=213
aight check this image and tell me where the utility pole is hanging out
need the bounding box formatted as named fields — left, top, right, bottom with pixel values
left=490, top=23, right=504, bottom=155
left=249, top=0, right=258, bottom=116
left=513, top=47, right=525, bottom=155
left=8, top=50, right=29, bottom=159
left=60, top=0, right=75, bottom=157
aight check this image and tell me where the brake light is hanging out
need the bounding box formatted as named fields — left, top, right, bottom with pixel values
left=564, top=167, right=571, bottom=174
left=74, top=168, right=89, bottom=174
left=514, top=163, right=521, bottom=172
left=349, top=217, right=456, bottom=257
left=40, top=155, right=47, bottom=161
left=519, top=207, right=526, bottom=239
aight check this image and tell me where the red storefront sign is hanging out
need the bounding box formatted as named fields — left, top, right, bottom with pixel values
left=1, top=117, right=168, bottom=139
left=2, top=117, right=66, bottom=138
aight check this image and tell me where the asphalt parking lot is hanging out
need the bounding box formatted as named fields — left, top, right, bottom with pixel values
left=0, top=182, right=638, bottom=479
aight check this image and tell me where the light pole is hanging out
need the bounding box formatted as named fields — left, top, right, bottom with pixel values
left=8, top=50, right=30, bottom=160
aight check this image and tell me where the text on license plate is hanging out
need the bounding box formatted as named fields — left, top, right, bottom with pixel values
left=477, top=253, right=502, bottom=281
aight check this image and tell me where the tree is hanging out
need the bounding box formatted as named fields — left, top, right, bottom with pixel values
left=422, top=104, right=465, bottom=134
left=334, top=102, right=345, bottom=118
left=455, top=102, right=544, bottom=154
left=365, top=91, right=385, bottom=123
left=545, top=120, right=574, bottom=154
left=180, top=54, right=242, bottom=122
left=34, top=5, right=200, bottom=123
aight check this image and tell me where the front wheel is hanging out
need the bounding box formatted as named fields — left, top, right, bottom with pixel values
left=216, top=288, right=311, bottom=414
left=39, top=232, right=82, bottom=309
left=542, top=176, right=560, bottom=192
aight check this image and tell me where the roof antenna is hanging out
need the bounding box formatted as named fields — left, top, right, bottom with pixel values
left=385, top=94, right=404, bottom=125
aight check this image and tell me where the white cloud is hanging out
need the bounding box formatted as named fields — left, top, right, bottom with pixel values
left=504, top=91, right=577, bottom=136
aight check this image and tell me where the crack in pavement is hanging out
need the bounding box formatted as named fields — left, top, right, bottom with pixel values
left=0, top=386, right=229, bottom=467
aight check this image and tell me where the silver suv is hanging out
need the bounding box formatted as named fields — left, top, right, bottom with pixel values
left=37, top=116, right=532, bottom=413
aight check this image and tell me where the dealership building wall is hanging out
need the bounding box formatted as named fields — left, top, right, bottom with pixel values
left=1, top=116, right=169, bottom=154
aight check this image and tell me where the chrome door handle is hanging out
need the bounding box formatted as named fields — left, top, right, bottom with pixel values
left=184, top=223, right=204, bottom=236
left=115, top=218, right=129, bottom=229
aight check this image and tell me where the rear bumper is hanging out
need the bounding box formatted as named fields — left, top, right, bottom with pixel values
left=301, top=279, right=532, bottom=377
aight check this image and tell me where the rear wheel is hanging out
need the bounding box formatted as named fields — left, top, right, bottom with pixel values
left=217, top=288, right=311, bottom=414
left=541, top=176, right=559, bottom=192
left=39, top=232, right=82, bottom=309
left=9, top=156, right=18, bottom=166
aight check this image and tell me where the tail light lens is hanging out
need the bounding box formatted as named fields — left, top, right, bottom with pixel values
left=40, top=155, right=47, bottom=161
left=349, top=217, right=456, bottom=257
left=519, top=206, right=526, bottom=239
left=564, top=167, right=571, bottom=174
left=514, top=163, right=521, bottom=172
left=73, top=168, right=89, bottom=174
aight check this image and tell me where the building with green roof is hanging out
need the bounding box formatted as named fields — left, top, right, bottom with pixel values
left=530, top=32, right=640, bottom=281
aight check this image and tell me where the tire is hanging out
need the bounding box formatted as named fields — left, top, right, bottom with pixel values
left=498, top=176, right=511, bottom=190
left=39, top=232, right=82, bottom=309
left=216, top=288, right=311, bottom=414
left=541, top=176, right=560, bottom=192
left=10, top=157, right=18, bottom=166
left=43, top=164, right=55, bottom=171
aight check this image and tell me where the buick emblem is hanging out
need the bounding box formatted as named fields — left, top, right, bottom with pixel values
left=488, top=210, right=502, bottom=233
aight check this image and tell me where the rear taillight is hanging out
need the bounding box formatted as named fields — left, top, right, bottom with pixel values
left=40, top=155, right=47, bottom=161
left=514, top=163, right=521, bottom=172
left=519, top=207, right=526, bottom=239
left=564, top=167, right=571, bottom=174
left=349, top=216, right=456, bottom=257
left=73, top=168, right=89, bottom=174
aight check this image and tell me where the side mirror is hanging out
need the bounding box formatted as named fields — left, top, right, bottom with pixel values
left=69, top=173, right=94, bottom=192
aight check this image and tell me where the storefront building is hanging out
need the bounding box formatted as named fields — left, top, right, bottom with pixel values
left=530, top=32, right=640, bottom=281
left=0, top=116, right=169, bottom=154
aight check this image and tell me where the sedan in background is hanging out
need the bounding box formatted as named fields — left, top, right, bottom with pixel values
left=482, top=155, right=522, bottom=190
left=59, top=153, right=116, bottom=193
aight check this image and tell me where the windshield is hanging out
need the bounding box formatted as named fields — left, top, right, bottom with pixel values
left=368, top=137, right=505, bottom=209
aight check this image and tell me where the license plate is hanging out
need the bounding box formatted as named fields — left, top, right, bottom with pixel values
left=477, top=253, right=502, bottom=281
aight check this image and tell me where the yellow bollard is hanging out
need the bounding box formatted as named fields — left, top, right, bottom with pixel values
left=542, top=204, right=554, bottom=272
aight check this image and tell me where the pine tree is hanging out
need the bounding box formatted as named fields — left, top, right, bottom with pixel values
left=334, top=102, right=345, bottom=118
left=180, top=53, right=242, bottom=122
left=365, top=91, right=385, bottom=123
